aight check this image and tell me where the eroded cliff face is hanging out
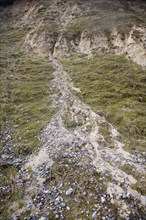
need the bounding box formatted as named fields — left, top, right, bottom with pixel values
left=2, top=0, right=145, bottom=66
left=25, top=24, right=146, bottom=67
left=111, top=26, right=146, bottom=66
left=17, top=0, right=146, bottom=67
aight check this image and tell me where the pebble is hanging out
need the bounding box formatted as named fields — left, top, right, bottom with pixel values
left=27, top=203, right=32, bottom=209
left=58, top=182, right=63, bottom=188
left=86, top=210, right=90, bottom=215
left=55, top=197, right=60, bottom=205
left=55, top=214, right=60, bottom=219
left=83, top=191, right=86, bottom=196
left=61, top=202, right=66, bottom=208
left=92, top=211, right=97, bottom=218
left=39, top=217, right=46, bottom=220
left=30, top=214, right=36, bottom=220
left=66, top=206, right=70, bottom=211
left=119, top=193, right=127, bottom=200
left=101, top=197, right=106, bottom=203
left=65, top=188, right=73, bottom=196
left=81, top=209, right=85, bottom=214
left=43, top=189, right=50, bottom=194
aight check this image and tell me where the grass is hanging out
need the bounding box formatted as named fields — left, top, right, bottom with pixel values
left=0, top=1, right=146, bottom=218
left=85, top=12, right=144, bottom=38
left=42, top=147, right=145, bottom=219
left=19, top=210, right=31, bottom=220
left=64, top=18, right=89, bottom=40
left=0, top=27, right=55, bottom=156
left=43, top=148, right=119, bottom=220
left=0, top=25, right=55, bottom=218
left=1, top=54, right=55, bottom=155
left=63, top=110, right=77, bottom=129
left=62, top=54, right=146, bottom=153
left=120, top=164, right=146, bottom=195
left=62, top=1, right=146, bottom=41
left=132, top=181, right=146, bottom=196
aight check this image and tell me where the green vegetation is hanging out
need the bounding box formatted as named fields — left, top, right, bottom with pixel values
left=43, top=147, right=145, bottom=219
left=63, top=110, right=77, bottom=129
left=64, top=18, right=89, bottom=40
left=19, top=210, right=31, bottom=220
left=0, top=25, right=55, bottom=218
left=120, top=164, right=146, bottom=195
left=35, top=5, right=61, bottom=37
left=0, top=27, right=55, bottom=156
left=1, top=54, right=55, bottom=155
left=62, top=54, right=146, bottom=152
left=132, top=180, right=146, bottom=195
left=85, top=11, right=146, bottom=38
left=63, top=1, right=146, bottom=40
left=44, top=148, right=119, bottom=220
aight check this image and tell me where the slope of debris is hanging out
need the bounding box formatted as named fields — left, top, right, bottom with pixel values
left=0, top=0, right=146, bottom=219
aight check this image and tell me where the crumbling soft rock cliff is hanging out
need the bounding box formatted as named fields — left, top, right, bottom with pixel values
left=22, top=0, right=146, bottom=67
left=3, top=0, right=145, bottom=66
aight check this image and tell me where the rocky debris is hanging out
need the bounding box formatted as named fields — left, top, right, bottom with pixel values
left=9, top=144, right=144, bottom=220
left=1, top=1, right=146, bottom=219
left=7, top=57, right=145, bottom=219
left=37, top=163, right=50, bottom=178
left=119, top=193, right=129, bottom=200
left=0, top=184, right=11, bottom=194
left=0, top=123, right=31, bottom=215
left=0, top=123, right=27, bottom=171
